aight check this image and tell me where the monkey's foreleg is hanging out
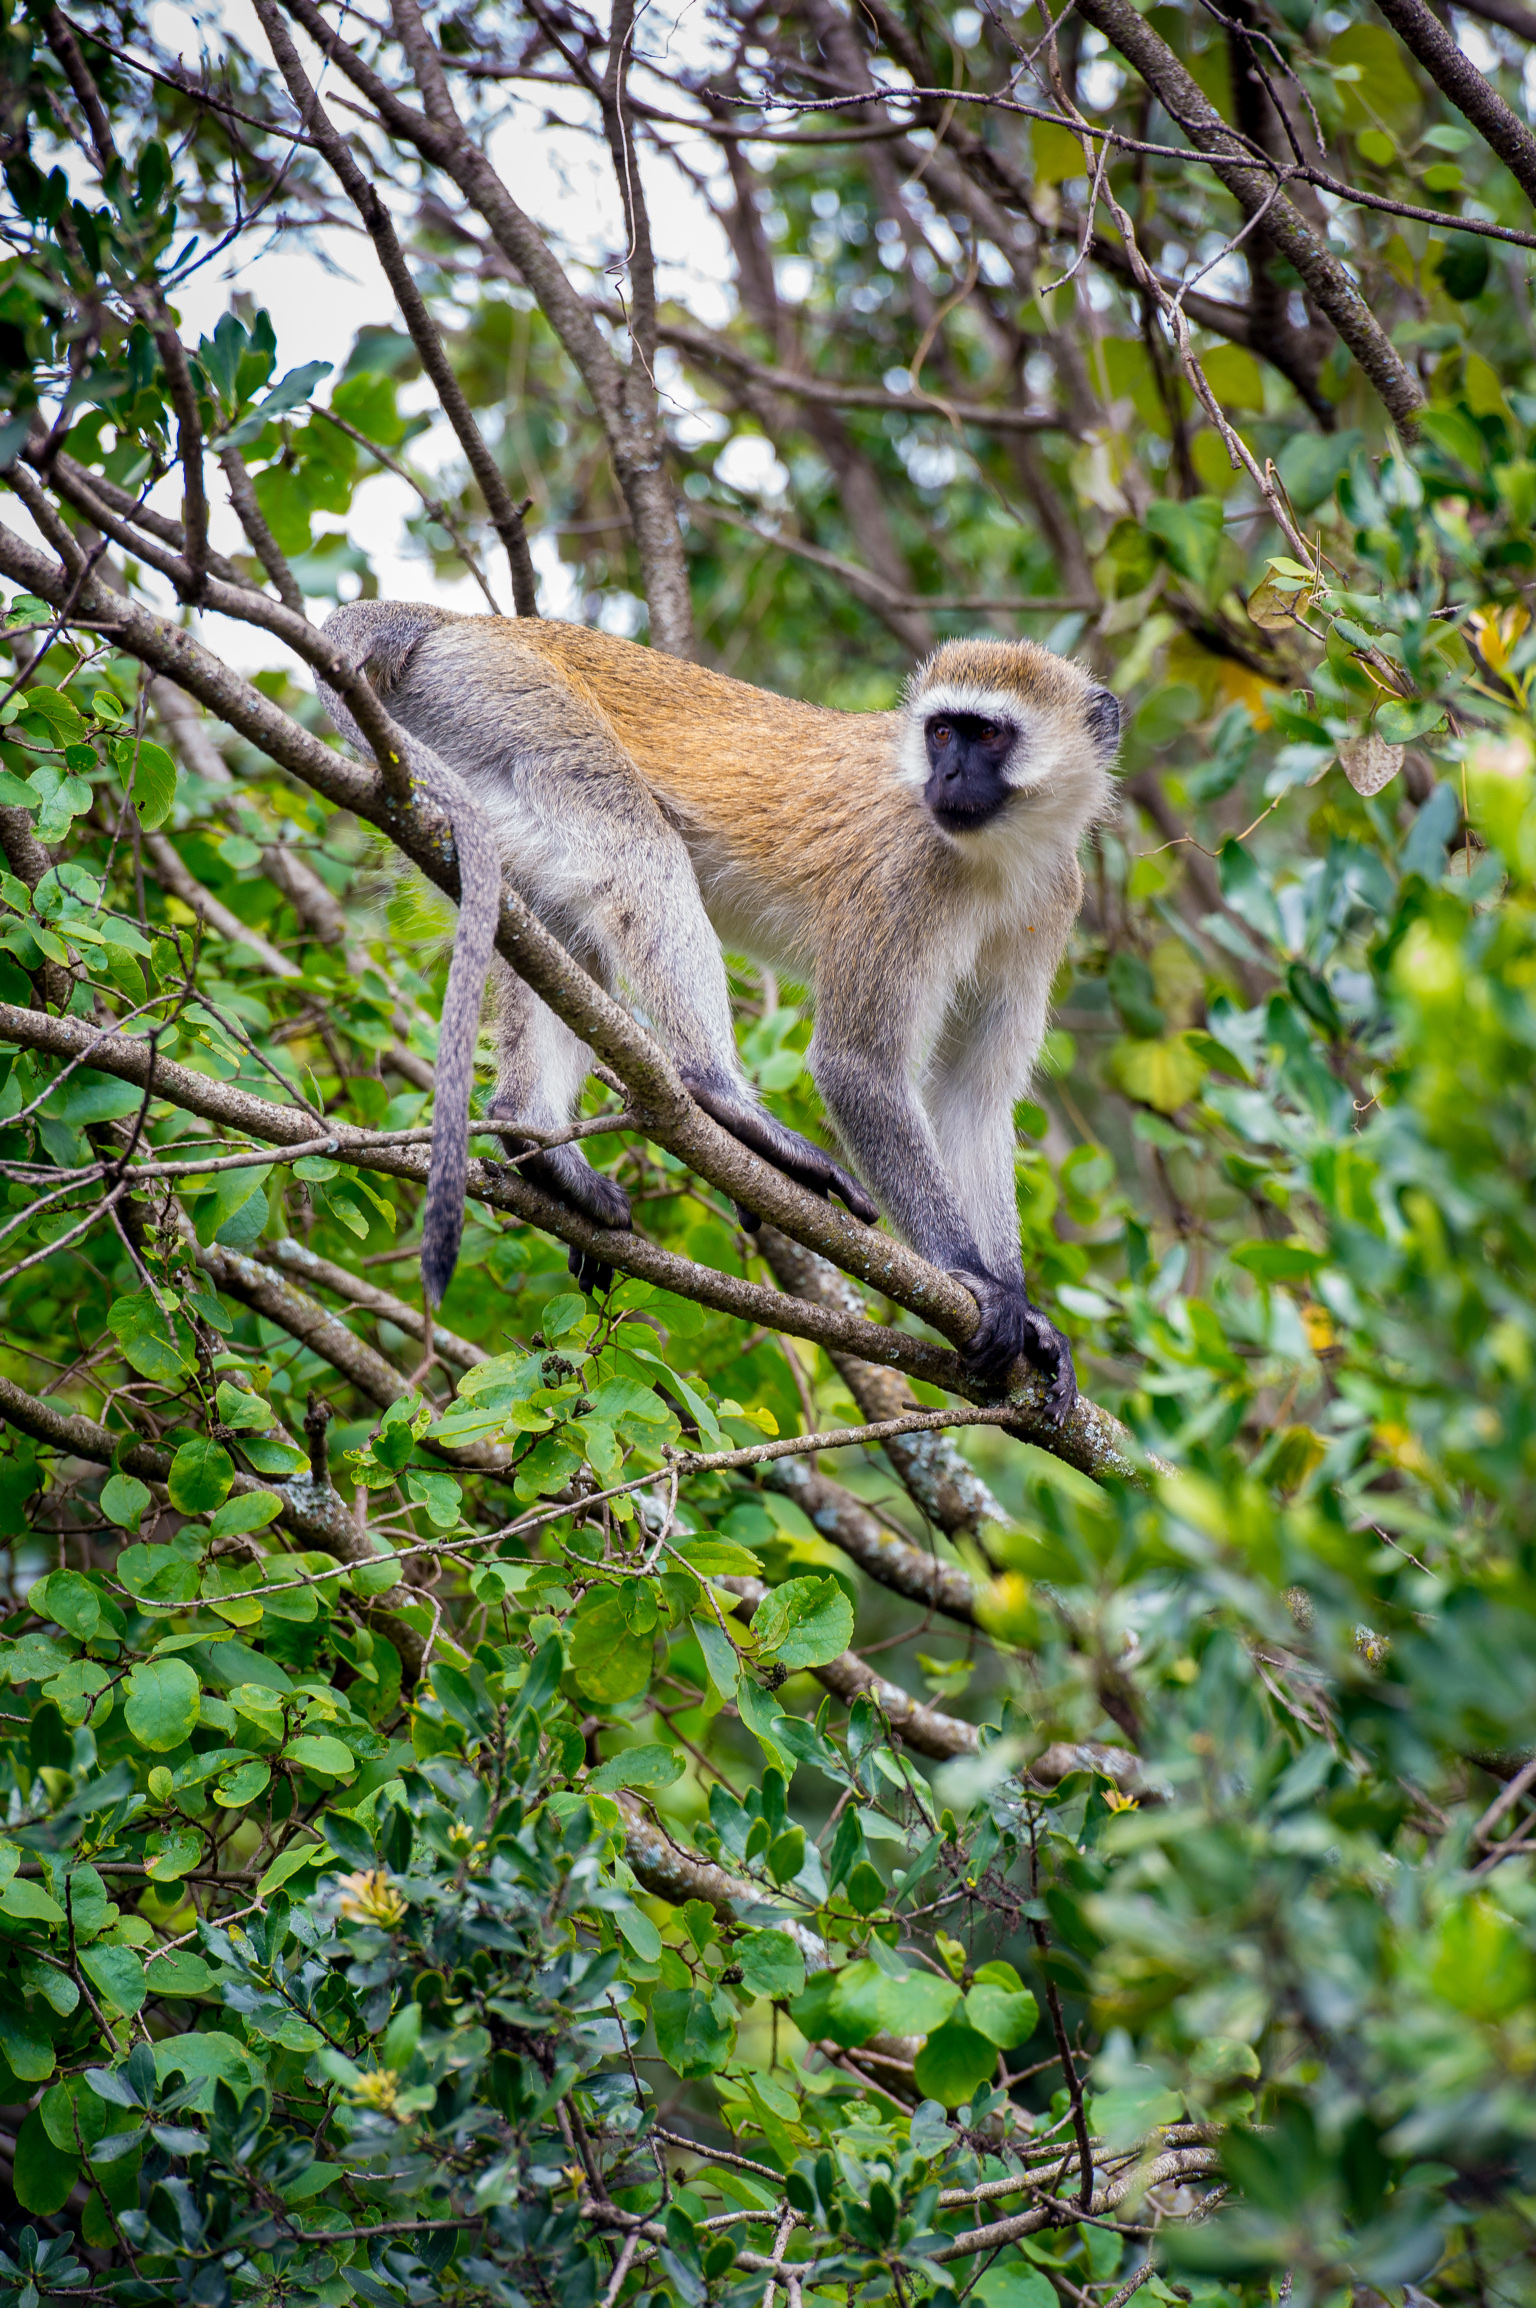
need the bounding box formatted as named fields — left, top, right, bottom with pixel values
left=925, top=1001, right=1078, bottom=1419
left=487, top=963, right=631, bottom=1295
left=812, top=1036, right=1076, bottom=1416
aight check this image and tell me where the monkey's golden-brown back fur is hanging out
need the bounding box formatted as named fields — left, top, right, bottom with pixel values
left=411, top=614, right=1102, bottom=975
left=505, top=617, right=907, bottom=887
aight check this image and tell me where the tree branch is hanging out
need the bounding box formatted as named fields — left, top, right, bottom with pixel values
left=273, top=0, right=691, bottom=650
left=267, top=1235, right=487, bottom=1370
left=0, top=1367, right=426, bottom=1671
left=0, top=993, right=1160, bottom=1487
left=1371, top=0, right=1536, bottom=202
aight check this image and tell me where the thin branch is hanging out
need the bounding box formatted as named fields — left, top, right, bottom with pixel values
left=252, top=0, right=539, bottom=616
left=218, top=447, right=308, bottom=615
left=1069, top=0, right=1424, bottom=429
left=657, top=316, right=1070, bottom=431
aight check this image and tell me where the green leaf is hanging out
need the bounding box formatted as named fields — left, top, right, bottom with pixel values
left=100, top=1473, right=151, bottom=1531
left=29, top=1569, right=100, bottom=1640
left=213, top=1759, right=272, bottom=1808
left=652, top=1987, right=734, bottom=2079
left=614, top=1903, right=662, bottom=1962
left=0, top=1998, right=54, bottom=2080
left=680, top=1539, right=763, bottom=1577
left=571, top=1584, right=656, bottom=1702
left=283, top=1734, right=355, bottom=1776
left=766, top=1825, right=805, bottom=1883
left=80, top=1944, right=147, bottom=2016
left=117, top=1545, right=200, bottom=1609
left=22, top=686, right=87, bottom=742
left=43, top=1073, right=142, bottom=1125
left=111, top=738, right=178, bottom=830
left=256, top=1840, right=325, bottom=1897
left=242, top=1436, right=308, bottom=1478
left=1276, top=427, right=1363, bottom=513
left=589, top=1743, right=685, bottom=1793
left=207, top=1489, right=282, bottom=1538
left=167, top=1437, right=234, bottom=1513
left=691, top=1614, right=740, bottom=1700
left=124, top=1657, right=201, bottom=1751
left=912, top=2018, right=999, bottom=2107
left=0, top=1632, right=75, bottom=1684
left=877, top=1971, right=963, bottom=2037
left=975, top=2267, right=1059, bottom=2308
left=752, top=1575, right=854, bottom=1671
left=735, top=1929, right=805, bottom=2001
left=965, top=1982, right=1039, bottom=2049
left=513, top=1434, right=584, bottom=1503
left=1231, top=1240, right=1324, bottom=1282
left=1144, top=496, right=1225, bottom=590
left=12, top=2107, right=77, bottom=2213
left=404, top=1470, right=462, bottom=1529
left=145, top=1828, right=203, bottom=1883
left=0, top=1878, right=66, bottom=1925
left=107, top=1289, right=189, bottom=1384
left=141, top=1947, right=212, bottom=2003
left=1376, top=696, right=1447, bottom=745
left=1217, top=841, right=1285, bottom=949
left=214, top=358, right=332, bottom=448
left=196, top=1168, right=271, bottom=1249
left=214, top=1381, right=276, bottom=1433
left=41, top=2076, right=106, bottom=2154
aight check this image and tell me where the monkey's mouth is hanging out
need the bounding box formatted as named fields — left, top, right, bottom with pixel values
left=927, top=788, right=1012, bottom=834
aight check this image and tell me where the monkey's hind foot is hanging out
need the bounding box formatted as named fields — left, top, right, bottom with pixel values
left=954, top=1271, right=1078, bottom=1423
left=487, top=1101, right=631, bottom=1299
left=680, top=1071, right=878, bottom=1224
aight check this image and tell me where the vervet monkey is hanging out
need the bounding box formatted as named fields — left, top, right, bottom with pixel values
left=317, top=606, right=1118, bottom=1417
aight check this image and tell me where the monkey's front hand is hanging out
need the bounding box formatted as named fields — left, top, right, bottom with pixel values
left=680, top=1073, right=879, bottom=1224
left=954, top=1270, right=1078, bottom=1422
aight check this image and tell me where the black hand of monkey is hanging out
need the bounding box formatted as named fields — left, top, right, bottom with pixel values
left=680, top=1072, right=879, bottom=1224
left=953, top=1270, right=1078, bottom=1422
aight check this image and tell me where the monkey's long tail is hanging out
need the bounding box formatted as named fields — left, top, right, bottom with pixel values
left=418, top=757, right=503, bottom=1310
left=312, top=601, right=503, bottom=1313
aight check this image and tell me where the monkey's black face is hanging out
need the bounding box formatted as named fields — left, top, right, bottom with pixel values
left=923, top=711, right=1018, bottom=833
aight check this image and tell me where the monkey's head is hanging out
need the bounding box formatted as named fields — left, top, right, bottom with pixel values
left=899, top=639, right=1120, bottom=839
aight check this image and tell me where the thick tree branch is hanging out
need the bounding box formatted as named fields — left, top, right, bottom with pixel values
left=1371, top=0, right=1536, bottom=201
left=0, top=995, right=1158, bottom=1486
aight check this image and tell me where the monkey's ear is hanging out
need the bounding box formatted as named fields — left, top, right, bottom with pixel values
left=1085, top=687, right=1121, bottom=757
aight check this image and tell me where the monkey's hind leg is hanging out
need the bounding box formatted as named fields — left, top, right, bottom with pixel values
left=486, top=961, right=630, bottom=1295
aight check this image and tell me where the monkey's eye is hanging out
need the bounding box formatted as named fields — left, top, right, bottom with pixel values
left=931, top=722, right=952, bottom=745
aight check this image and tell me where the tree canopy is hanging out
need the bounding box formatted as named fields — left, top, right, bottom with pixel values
left=0, top=0, right=1532, bottom=2304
